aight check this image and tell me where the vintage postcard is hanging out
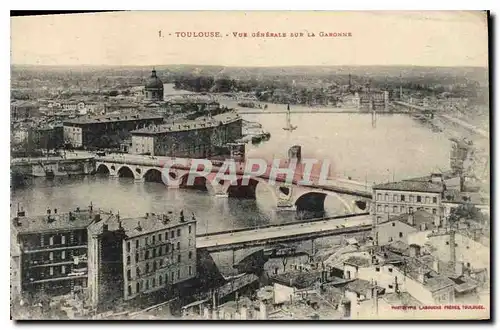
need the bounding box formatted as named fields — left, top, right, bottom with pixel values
left=10, top=11, right=490, bottom=320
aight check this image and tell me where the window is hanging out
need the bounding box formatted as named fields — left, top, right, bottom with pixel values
left=409, top=195, right=414, bottom=203
left=425, top=196, right=430, bottom=204
left=50, top=267, right=54, bottom=275
left=189, top=226, right=192, bottom=234
left=49, top=236, right=54, bottom=246
left=432, top=208, right=437, bottom=215
left=376, top=216, right=381, bottom=224
left=384, top=205, right=388, bottom=213
left=136, top=282, right=140, bottom=293
left=385, top=194, right=389, bottom=201
left=61, top=265, right=66, bottom=274
left=136, top=240, right=139, bottom=249
left=127, top=256, right=131, bottom=265
left=145, top=280, right=149, bottom=290
left=400, top=206, right=405, bottom=213
left=159, top=275, right=163, bottom=285
left=165, top=273, right=168, bottom=283
left=152, top=235, right=155, bottom=244
left=61, top=251, right=66, bottom=260
left=177, top=229, right=181, bottom=237
left=153, top=262, right=157, bottom=272
left=171, top=231, right=174, bottom=238
left=157, top=247, right=162, bottom=256
left=393, top=206, right=397, bottom=213
left=145, top=250, right=149, bottom=259
left=146, top=263, right=150, bottom=273
left=160, top=259, right=163, bottom=267
left=417, top=196, right=422, bottom=203
left=136, top=253, right=139, bottom=262
left=171, top=272, right=175, bottom=281
left=399, top=232, right=403, bottom=238
left=159, top=233, right=162, bottom=241
left=145, top=237, right=149, bottom=245
left=189, top=266, right=192, bottom=276
left=388, top=268, right=393, bottom=273
left=433, top=197, right=437, bottom=203
left=377, top=193, right=382, bottom=201
left=446, top=241, right=449, bottom=245
left=152, top=249, right=156, bottom=258
left=177, top=254, right=181, bottom=262
left=188, top=239, right=192, bottom=247
left=127, top=270, right=132, bottom=281
left=400, top=195, right=405, bottom=202
left=375, top=267, right=380, bottom=272
left=177, top=269, right=180, bottom=279
left=127, top=242, right=130, bottom=252
left=388, top=285, right=393, bottom=289
left=136, top=267, right=141, bottom=277
left=152, top=278, right=156, bottom=287
left=177, top=242, right=180, bottom=250
left=189, top=251, right=193, bottom=259
left=377, top=205, right=382, bottom=212
left=49, top=252, right=54, bottom=261
left=61, top=235, right=66, bottom=245
left=393, top=195, right=398, bottom=202
left=409, top=207, right=413, bottom=214
left=166, top=244, right=169, bottom=253
left=127, top=285, right=132, bottom=296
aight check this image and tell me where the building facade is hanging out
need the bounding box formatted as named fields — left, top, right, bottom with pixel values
left=372, top=175, right=445, bottom=227
left=63, top=112, right=164, bottom=149
left=11, top=206, right=100, bottom=297
left=130, top=112, right=242, bottom=157
left=87, top=211, right=197, bottom=308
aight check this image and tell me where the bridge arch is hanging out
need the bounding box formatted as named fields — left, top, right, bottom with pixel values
left=226, top=176, right=278, bottom=204
left=179, top=172, right=211, bottom=192
left=96, top=163, right=110, bottom=175
left=293, top=189, right=354, bottom=214
left=117, top=165, right=136, bottom=178
left=143, top=168, right=165, bottom=183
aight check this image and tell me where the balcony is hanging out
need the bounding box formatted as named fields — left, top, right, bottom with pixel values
left=22, top=244, right=88, bottom=254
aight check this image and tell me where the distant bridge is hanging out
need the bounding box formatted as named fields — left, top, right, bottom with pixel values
left=94, top=153, right=373, bottom=214
left=195, top=213, right=372, bottom=253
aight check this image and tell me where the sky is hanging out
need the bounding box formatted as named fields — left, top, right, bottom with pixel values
left=10, top=11, right=489, bottom=67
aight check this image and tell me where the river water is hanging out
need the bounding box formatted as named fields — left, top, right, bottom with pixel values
left=11, top=110, right=452, bottom=234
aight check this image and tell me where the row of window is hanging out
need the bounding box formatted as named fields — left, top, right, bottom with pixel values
left=376, top=192, right=438, bottom=204
left=127, top=251, right=194, bottom=280
left=126, top=242, right=193, bottom=264
left=376, top=204, right=438, bottom=215
left=126, top=226, right=193, bottom=252
left=126, top=266, right=193, bottom=297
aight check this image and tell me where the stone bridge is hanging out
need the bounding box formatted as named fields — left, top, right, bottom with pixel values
left=94, top=155, right=372, bottom=214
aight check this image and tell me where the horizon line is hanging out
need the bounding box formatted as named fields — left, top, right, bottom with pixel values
left=10, top=63, right=489, bottom=69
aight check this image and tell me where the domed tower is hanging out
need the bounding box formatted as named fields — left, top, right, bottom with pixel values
left=144, top=68, right=164, bottom=102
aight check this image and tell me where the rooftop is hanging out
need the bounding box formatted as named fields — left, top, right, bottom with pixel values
left=373, top=180, right=444, bottom=193
left=344, top=256, right=371, bottom=268
left=63, top=111, right=163, bottom=125
left=270, top=271, right=322, bottom=289
left=131, top=112, right=241, bottom=135
left=344, top=278, right=384, bottom=296
left=382, top=292, right=422, bottom=306
left=90, top=210, right=196, bottom=239
left=380, top=209, right=437, bottom=230
left=13, top=207, right=98, bottom=234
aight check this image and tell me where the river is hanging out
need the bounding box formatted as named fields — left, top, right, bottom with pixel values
left=11, top=112, right=452, bottom=235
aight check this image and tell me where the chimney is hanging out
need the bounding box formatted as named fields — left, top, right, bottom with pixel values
left=69, top=211, right=75, bottom=221
left=47, top=209, right=51, bottom=215
left=118, top=219, right=123, bottom=230
left=432, top=258, right=440, bottom=273
left=409, top=244, right=420, bottom=258
left=162, top=214, right=170, bottom=225
left=146, top=212, right=149, bottom=218
left=430, top=173, right=443, bottom=184
left=76, top=207, right=80, bottom=212
left=54, top=209, right=57, bottom=214
left=103, top=224, right=109, bottom=232
left=136, top=221, right=142, bottom=231
left=407, top=213, right=414, bottom=226
left=94, top=213, right=101, bottom=222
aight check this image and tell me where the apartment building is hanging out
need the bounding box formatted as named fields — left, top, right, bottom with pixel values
left=87, top=210, right=197, bottom=308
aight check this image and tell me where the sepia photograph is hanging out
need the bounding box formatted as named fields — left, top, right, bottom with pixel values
left=9, top=11, right=490, bottom=320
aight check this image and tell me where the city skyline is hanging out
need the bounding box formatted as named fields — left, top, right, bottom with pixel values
left=11, top=11, right=488, bottom=67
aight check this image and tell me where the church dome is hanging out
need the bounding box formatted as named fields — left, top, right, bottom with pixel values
left=145, top=69, right=164, bottom=89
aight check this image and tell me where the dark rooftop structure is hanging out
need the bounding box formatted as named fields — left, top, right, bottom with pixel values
left=270, top=271, right=322, bottom=290
left=12, top=207, right=99, bottom=234
left=373, top=180, right=444, bottom=193
left=63, top=112, right=163, bottom=125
